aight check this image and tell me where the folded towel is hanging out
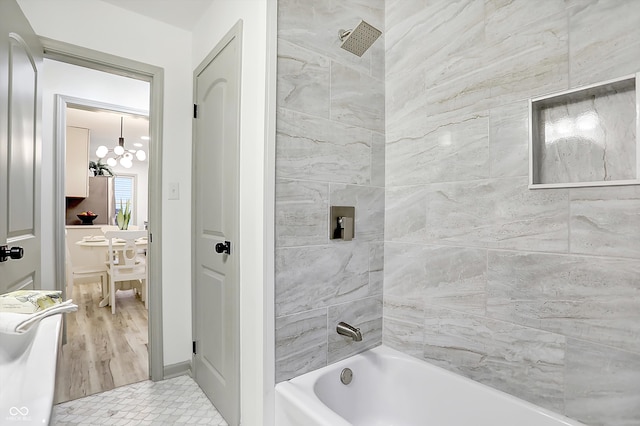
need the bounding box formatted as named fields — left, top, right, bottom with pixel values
left=0, top=300, right=77, bottom=334
left=0, top=289, right=64, bottom=314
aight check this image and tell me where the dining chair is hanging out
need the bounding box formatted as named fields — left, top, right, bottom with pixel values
left=64, top=231, right=107, bottom=298
left=103, top=230, right=147, bottom=314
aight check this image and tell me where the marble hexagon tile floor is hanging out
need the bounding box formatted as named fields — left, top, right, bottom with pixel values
left=51, top=375, right=228, bottom=425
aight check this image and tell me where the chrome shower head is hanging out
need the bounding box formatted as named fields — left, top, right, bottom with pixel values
left=338, top=20, right=382, bottom=57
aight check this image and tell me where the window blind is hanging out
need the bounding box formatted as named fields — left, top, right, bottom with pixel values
left=114, top=176, right=134, bottom=221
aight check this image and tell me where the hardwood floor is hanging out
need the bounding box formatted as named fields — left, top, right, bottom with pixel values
left=54, top=281, right=149, bottom=404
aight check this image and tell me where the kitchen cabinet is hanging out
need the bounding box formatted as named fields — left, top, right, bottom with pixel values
left=65, top=126, right=90, bottom=197
left=65, top=177, right=115, bottom=225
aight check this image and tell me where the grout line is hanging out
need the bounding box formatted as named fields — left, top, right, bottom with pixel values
left=276, top=176, right=386, bottom=189
left=567, top=188, right=572, bottom=254
left=567, top=9, right=572, bottom=88
left=382, top=240, right=640, bottom=262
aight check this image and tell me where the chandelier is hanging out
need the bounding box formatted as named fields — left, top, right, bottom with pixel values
left=95, top=116, right=146, bottom=169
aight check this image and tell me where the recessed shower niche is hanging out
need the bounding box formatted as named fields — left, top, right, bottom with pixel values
left=529, top=74, right=640, bottom=188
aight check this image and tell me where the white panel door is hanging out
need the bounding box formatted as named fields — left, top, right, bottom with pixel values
left=0, top=0, right=42, bottom=294
left=192, top=21, right=242, bottom=426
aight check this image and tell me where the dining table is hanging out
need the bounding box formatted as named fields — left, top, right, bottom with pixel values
left=76, top=236, right=148, bottom=307
left=75, top=235, right=148, bottom=249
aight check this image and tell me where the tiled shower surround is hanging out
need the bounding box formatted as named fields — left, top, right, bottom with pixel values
left=275, top=1, right=640, bottom=426
left=385, top=2, right=640, bottom=426
left=274, top=0, right=385, bottom=383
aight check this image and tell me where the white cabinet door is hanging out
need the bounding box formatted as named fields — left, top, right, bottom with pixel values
left=65, top=126, right=89, bottom=198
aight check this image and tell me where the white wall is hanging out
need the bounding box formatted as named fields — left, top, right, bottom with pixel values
left=20, top=1, right=274, bottom=423
left=192, top=1, right=270, bottom=424
left=18, top=0, right=194, bottom=366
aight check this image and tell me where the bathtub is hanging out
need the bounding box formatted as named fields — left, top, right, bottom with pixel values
left=0, top=314, right=62, bottom=425
left=275, top=345, right=585, bottom=426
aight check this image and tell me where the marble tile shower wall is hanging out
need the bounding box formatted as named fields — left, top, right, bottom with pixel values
left=274, top=0, right=385, bottom=383
left=384, top=1, right=640, bottom=426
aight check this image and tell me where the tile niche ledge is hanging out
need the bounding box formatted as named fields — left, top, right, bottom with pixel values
left=529, top=73, right=640, bottom=189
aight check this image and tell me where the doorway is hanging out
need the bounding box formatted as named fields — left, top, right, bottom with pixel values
left=40, top=38, right=165, bottom=397
left=53, top=84, right=151, bottom=402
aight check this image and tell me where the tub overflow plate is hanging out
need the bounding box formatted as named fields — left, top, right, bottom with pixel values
left=340, top=368, right=353, bottom=385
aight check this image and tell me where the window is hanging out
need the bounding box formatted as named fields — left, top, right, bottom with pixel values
left=114, top=175, right=136, bottom=223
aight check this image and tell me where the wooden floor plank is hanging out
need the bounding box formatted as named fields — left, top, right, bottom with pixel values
left=54, top=282, right=149, bottom=404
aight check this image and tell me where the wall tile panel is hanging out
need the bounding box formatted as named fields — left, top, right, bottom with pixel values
left=277, top=39, right=330, bottom=118
left=327, top=296, right=383, bottom=363
left=330, top=62, right=384, bottom=133
left=485, top=10, right=569, bottom=106
left=275, top=244, right=370, bottom=317
left=424, top=178, right=569, bottom=252
left=382, top=295, right=424, bottom=358
left=488, top=250, right=640, bottom=353
left=385, top=185, right=427, bottom=242
left=570, top=186, right=640, bottom=259
left=422, top=307, right=566, bottom=413
left=275, top=309, right=328, bottom=383
left=276, top=108, right=371, bottom=184
left=275, top=179, right=329, bottom=247
left=385, top=242, right=487, bottom=315
left=569, top=1, right=640, bottom=86
left=386, top=113, right=490, bottom=186
left=565, top=338, right=640, bottom=426
left=489, top=102, right=529, bottom=178
left=371, top=131, right=385, bottom=187
left=368, top=241, right=384, bottom=296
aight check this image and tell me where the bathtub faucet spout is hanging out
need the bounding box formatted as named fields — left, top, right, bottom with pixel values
left=337, top=321, right=363, bottom=342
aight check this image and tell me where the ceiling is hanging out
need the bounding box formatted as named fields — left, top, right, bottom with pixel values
left=66, top=107, right=149, bottom=160
left=68, top=0, right=217, bottom=158
left=100, top=0, right=215, bottom=30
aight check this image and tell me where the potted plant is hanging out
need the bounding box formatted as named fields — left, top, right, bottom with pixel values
left=117, top=199, right=131, bottom=230
left=89, top=159, right=114, bottom=176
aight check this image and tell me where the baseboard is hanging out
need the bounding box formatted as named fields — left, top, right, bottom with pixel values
left=163, top=360, right=192, bottom=379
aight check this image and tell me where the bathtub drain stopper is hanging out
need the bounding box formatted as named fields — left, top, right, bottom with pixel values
left=340, top=368, right=353, bottom=385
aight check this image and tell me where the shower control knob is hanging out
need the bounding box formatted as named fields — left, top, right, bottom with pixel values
left=215, top=241, right=231, bottom=255
left=0, top=245, right=24, bottom=262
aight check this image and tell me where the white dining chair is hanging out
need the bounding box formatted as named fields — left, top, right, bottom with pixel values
left=65, top=231, right=107, bottom=297
left=104, top=230, right=147, bottom=314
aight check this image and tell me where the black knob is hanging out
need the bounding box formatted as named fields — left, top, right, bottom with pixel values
left=215, top=241, right=231, bottom=255
left=0, top=245, right=24, bottom=262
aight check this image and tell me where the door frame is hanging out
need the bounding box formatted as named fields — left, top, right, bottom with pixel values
left=55, top=94, right=148, bottom=296
left=45, top=38, right=165, bottom=381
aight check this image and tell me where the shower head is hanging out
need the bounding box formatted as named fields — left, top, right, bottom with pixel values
left=338, top=20, right=382, bottom=57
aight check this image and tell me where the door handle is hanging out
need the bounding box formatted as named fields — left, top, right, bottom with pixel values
left=215, top=241, right=231, bottom=255
left=0, top=245, right=24, bottom=262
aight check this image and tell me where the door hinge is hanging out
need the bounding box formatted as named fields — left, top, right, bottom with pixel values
left=193, top=104, right=198, bottom=118
left=192, top=340, right=197, bottom=354
left=149, top=233, right=153, bottom=243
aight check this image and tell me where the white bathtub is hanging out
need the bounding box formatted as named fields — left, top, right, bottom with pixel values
left=275, top=345, right=585, bottom=426
left=0, top=314, right=62, bottom=425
